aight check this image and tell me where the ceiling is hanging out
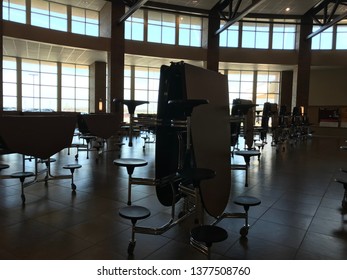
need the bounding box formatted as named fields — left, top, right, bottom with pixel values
left=3, top=0, right=347, bottom=69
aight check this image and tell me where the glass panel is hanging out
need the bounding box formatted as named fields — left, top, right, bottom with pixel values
left=242, top=31, right=255, bottom=48
left=41, top=85, right=57, bottom=98
left=2, top=57, right=17, bottom=69
left=134, top=89, right=147, bottom=100
left=148, top=102, right=157, bottom=114
left=3, top=97, right=17, bottom=110
left=148, top=79, right=159, bottom=90
left=148, top=90, right=158, bottom=102
left=41, top=98, right=57, bottom=111
left=124, top=77, right=131, bottom=89
left=72, top=21, right=85, bottom=34
left=72, top=7, right=85, bottom=21
left=22, top=59, right=40, bottom=71
left=76, top=100, right=88, bottom=113
left=163, top=13, right=175, bottom=27
left=76, top=88, right=88, bottom=99
left=124, top=89, right=131, bottom=100
left=22, top=84, right=35, bottom=97
left=255, top=32, right=269, bottom=48
left=228, top=81, right=240, bottom=92
left=86, top=10, right=98, bottom=24
left=148, top=25, right=161, bottom=43
left=272, top=33, right=283, bottom=49
left=132, top=22, right=144, bottom=40
left=179, top=29, right=190, bottom=46
left=22, top=97, right=35, bottom=111
left=162, top=27, right=175, bottom=44
left=179, top=15, right=190, bottom=28
left=336, top=32, right=347, bottom=49
left=41, top=73, right=57, bottom=85
left=190, top=30, right=201, bottom=47
left=61, top=99, right=75, bottom=111
left=132, top=10, right=144, bottom=22
left=86, top=23, right=98, bottom=36
left=148, top=11, right=161, bottom=24
left=240, top=81, right=253, bottom=93
left=31, top=14, right=49, bottom=27
left=62, top=64, right=75, bottom=75
left=31, top=0, right=49, bottom=13
left=50, top=2, right=67, bottom=18
left=135, top=78, right=148, bottom=90
left=41, top=61, right=57, bottom=73
left=76, top=65, right=89, bottom=76
left=241, top=71, right=253, bottom=81
left=22, top=72, right=39, bottom=84
left=3, top=69, right=17, bottom=82
left=76, top=76, right=88, bottom=87
left=283, top=33, right=295, bottom=49
left=51, top=17, right=67, bottom=31
left=10, top=9, right=26, bottom=23
left=62, top=87, right=75, bottom=99
left=62, top=75, right=75, bottom=87
left=3, top=83, right=17, bottom=96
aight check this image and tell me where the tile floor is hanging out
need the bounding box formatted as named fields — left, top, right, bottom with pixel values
left=0, top=133, right=347, bottom=260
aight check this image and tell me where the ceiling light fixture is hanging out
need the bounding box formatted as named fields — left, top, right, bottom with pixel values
left=285, top=7, right=291, bottom=12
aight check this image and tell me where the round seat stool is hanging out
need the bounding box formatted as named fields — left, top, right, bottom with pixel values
left=113, top=158, right=148, bottom=205
left=0, top=164, right=10, bottom=171
left=10, top=171, right=35, bottom=204
left=190, top=225, right=228, bottom=259
left=234, top=150, right=261, bottom=165
left=119, top=205, right=151, bottom=255
left=234, top=195, right=261, bottom=237
left=63, top=164, right=82, bottom=191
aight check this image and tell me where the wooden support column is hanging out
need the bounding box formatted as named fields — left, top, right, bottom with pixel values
left=280, top=70, right=294, bottom=111
left=206, top=8, right=220, bottom=72
left=109, top=1, right=125, bottom=121
left=296, top=15, right=312, bottom=110
left=89, top=61, right=106, bottom=113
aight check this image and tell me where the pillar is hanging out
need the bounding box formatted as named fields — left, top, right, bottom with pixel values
left=296, top=15, right=312, bottom=110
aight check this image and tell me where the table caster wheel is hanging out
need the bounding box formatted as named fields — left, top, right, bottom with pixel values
left=240, top=226, right=249, bottom=237
left=128, top=241, right=136, bottom=255
left=71, top=183, right=77, bottom=191
left=21, top=194, right=26, bottom=204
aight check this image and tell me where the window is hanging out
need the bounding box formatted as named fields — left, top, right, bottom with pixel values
left=227, top=70, right=254, bottom=111
left=125, top=9, right=144, bottom=41
left=336, top=20, right=347, bottom=50
left=272, top=19, right=296, bottom=50
left=22, top=59, right=58, bottom=112
left=72, top=7, right=99, bottom=36
left=31, top=0, right=68, bottom=31
left=219, top=21, right=239, bottom=48
left=256, top=71, right=280, bottom=111
left=2, top=0, right=26, bottom=23
left=122, top=65, right=160, bottom=122
left=61, top=64, right=89, bottom=112
left=134, top=66, right=160, bottom=114
left=178, top=15, right=202, bottom=47
left=242, top=18, right=270, bottom=49
left=147, top=11, right=176, bottom=44
left=2, top=57, right=17, bottom=111
left=311, top=25, right=333, bottom=50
